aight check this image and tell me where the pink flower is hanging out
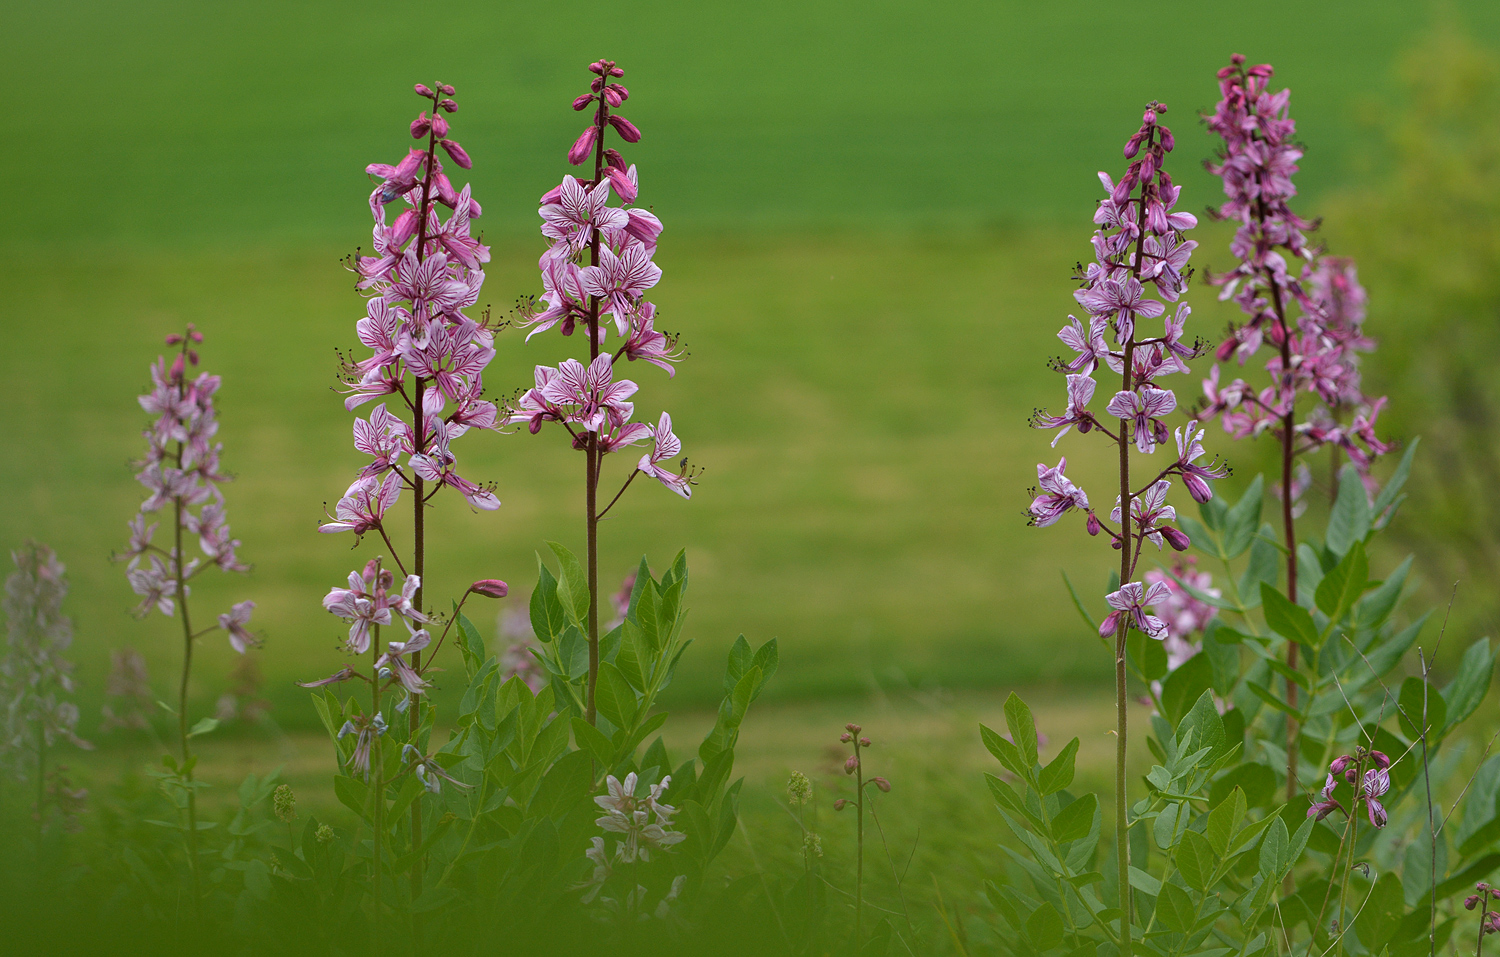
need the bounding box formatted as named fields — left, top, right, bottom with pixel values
left=637, top=412, right=691, bottom=498
left=1029, top=458, right=1089, bottom=528
left=217, top=600, right=259, bottom=653
left=377, top=629, right=432, bottom=694
left=1032, top=374, right=1097, bottom=446
left=1106, top=386, right=1177, bottom=453
left=319, top=473, right=403, bottom=536
left=1174, top=420, right=1229, bottom=503
left=1057, top=316, right=1110, bottom=374
left=1099, top=581, right=1170, bottom=640
left=540, top=354, right=638, bottom=433
left=581, top=243, right=662, bottom=336
left=540, top=175, right=627, bottom=258
left=409, top=419, right=500, bottom=511
left=621, top=305, right=682, bottom=376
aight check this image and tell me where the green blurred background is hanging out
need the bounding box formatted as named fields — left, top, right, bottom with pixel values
left=3, top=0, right=1499, bottom=732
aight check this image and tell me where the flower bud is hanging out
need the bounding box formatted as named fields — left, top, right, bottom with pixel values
left=187, top=349, right=199, bottom=366
left=608, top=83, right=629, bottom=102
left=589, top=60, right=606, bottom=75
left=439, top=98, right=457, bottom=113
left=1160, top=127, right=1175, bottom=152
left=846, top=723, right=861, bottom=733
left=439, top=139, right=472, bottom=169
left=165, top=333, right=184, bottom=345
left=607, top=166, right=637, bottom=203
left=170, top=354, right=185, bottom=381
left=1086, top=513, right=1101, bottom=536
left=602, top=87, right=623, bottom=107
left=833, top=799, right=848, bottom=811
left=315, top=823, right=335, bottom=844
left=1231, top=53, right=1246, bottom=65
left=470, top=579, right=509, bottom=598
left=1468, top=895, right=1483, bottom=911
left=411, top=112, right=431, bottom=139
left=844, top=756, right=858, bottom=774
left=608, top=114, right=642, bottom=143
left=604, top=148, right=626, bottom=171
left=840, top=732, right=852, bottom=743
left=415, top=84, right=435, bottom=97
left=1367, top=750, right=1391, bottom=770
left=870, top=776, right=891, bottom=792
left=440, top=84, right=455, bottom=95
left=540, top=182, right=565, bottom=205
left=273, top=783, right=297, bottom=823
left=859, top=737, right=870, bottom=748
left=591, top=77, right=605, bottom=93
left=1161, top=527, right=1191, bottom=552
left=1152, top=419, right=1170, bottom=446
left=1123, top=133, right=1143, bottom=159
left=609, top=66, right=624, bottom=78
left=573, top=93, right=596, bottom=111
left=787, top=770, right=812, bottom=805
left=378, top=568, right=395, bottom=591
left=431, top=114, right=449, bottom=138
left=188, top=326, right=203, bottom=342
left=568, top=126, right=598, bottom=166
left=434, top=172, right=458, bottom=207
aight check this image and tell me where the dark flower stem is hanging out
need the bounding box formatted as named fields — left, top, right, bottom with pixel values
left=854, top=738, right=866, bottom=939
left=371, top=618, right=384, bottom=921
left=168, top=335, right=202, bottom=908
left=582, top=90, right=610, bottom=726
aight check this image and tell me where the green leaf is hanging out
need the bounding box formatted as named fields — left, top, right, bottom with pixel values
left=1038, top=738, right=1079, bottom=795
left=1261, top=583, right=1319, bottom=648
left=1154, top=803, right=1187, bottom=850
left=1155, top=882, right=1197, bottom=933
left=749, top=639, right=779, bottom=697
left=985, top=772, right=1027, bottom=816
left=981, top=723, right=1030, bottom=780
left=1004, top=693, right=1039, bottom=770
left=529, top=559, right=567, bottom=642
left=1258, top=817, right=1288, bottom=876
left=1061, top=571, right=1097, bottom=631
left=1206, top=787, right=1247, bottom=857
left=1397, top=676, right=1447, bottom=743
left=1128, top=865, right=1161, bottom=897
left=723, top=635, right=753, bottom=695
left=546, top=542, right=590, bottom=627
left=1355, top=555, right=1411, bottom=631
left=456, top=611, right=486, bottom=672
left=571, top=716, right=614, bottom=767
left=1238, top=530, right=1280, bottom=604
left=1354, top=872, right=1406, bottom=949
left=1161, top=657, right=1214, bottom=728
left=1177, top=829, right=1218, bottom=892
left=333, top=775, right=370, bottom=822
left=1201, top=619, right=1242, bottom=696
left=1222, top=475, right=1265, bottom=559
left=1129, top=629, right=1169, bottom=682
left=1402, top=830, right=1448, bottom=908
left=1025, top=902, right=1065, bottom=952
left=1442, top=638, right=1495, bottom=733
left=1052, top=792, right=1096, bottom=843
left=1326, top=464, right=1373, bottom=557
left=188, top=717, right=219, bottom=738
left=594, top=662, right=638, bottom=731
left=1372, top=438, right=1419, bottom=528
left=1314, top=540, right=1368, bottom=621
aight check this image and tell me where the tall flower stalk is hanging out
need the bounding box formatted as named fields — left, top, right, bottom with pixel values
left=1028, top=102, right=1222, bottom=953
left=118, top=326, right=258, bottom=901
left=509, top=59, right=693, bottom=725
left=317, top=79, right=504, bottom=901
left=1202, top=55, right=1390, bottom=804
left=1, top=541, right=91, bottom=847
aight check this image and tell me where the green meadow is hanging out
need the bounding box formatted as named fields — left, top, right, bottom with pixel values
left=2, top=1, right=1497, bottom=725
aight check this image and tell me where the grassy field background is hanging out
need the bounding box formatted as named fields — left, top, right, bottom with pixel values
left=1, top=2, right=1498, bottom=730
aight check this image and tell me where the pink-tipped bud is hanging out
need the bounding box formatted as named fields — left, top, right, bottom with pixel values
left=843, top=756, right=858, bottom=775
left=604, top=148, right=626, bottom=171
left=1099, top=610, right=1122, bottom=638
left=470, top=579, right=509, bottom=598
left=608, top=83, right=628, bottom=102
left=431, top=114, right=449, bottom=138
left=568, top=126, right=598, bottom=166
left=165, top=333, right=184, bottom=345
left=363, top=557, right=382, bottom=581
left=1231, top=53, right=1246, bottom=65
left=169, top=354, right=185, bottom=381
left=589, top=61, right=606, bottom=75
left=1467, top=895, right=1483, bottom=911
left=439, top=98, right=457, bottom=113
left=1368, top=750, right=1391, bottom=770
left=468, top=197, right=481, bottom=218
left=1330, top=755, right=1353, bottom=776
left=390, top=208, right=418, bottom=247
left=609, top=66, right=624, bottom=78
left=378, top=568, right=395, bottom=591
left=859, top=737, right=870, bottom=748
left=573, top=93, right=596, bottom=111
left=840, top=732, right=852, bottom=743
left=607, top=166, right=637, bottom=203
left=411, top=113, right=431, bottom=139
left=540, top=182, right=565, bottom=205
left=439, top=139, right=472, bottom=170
left=415, top=83, right=434, bottom=97
left=1160, top=127, right=1175, bottom=152
left=608, top=114, right=641, bottom=143
left=187, top=349, right=199, bottom=366
left=833, top=799, right=848, bottom=811
left=433, top=172, right=458, bottom=208
left=440, top=84, right=455, bottom=95
left=590, top=77, right=605, bottom=93
left=1123, top=133, right=1143, bottom=159
left=1152, top=419, right=1170, bottom=446
left=870, top=776, right=891, bottom=792
left=1162, top=527, right=1191, bottom=552
left=1086, top=513, right=1101, bottom=536
left=187, top=325, right=202, bottom=342
left=602, top=87, right=623, bottom=107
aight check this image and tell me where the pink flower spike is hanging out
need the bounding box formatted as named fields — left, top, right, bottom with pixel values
left=217, top=600, right=260, bottom=653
